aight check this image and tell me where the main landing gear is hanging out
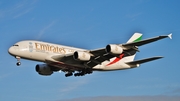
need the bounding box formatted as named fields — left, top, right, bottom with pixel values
left=64, top=68, right=93, bottom=77
left=65, top=72, right=73, bottom=77
left=16, top=56, right=21, bottom=66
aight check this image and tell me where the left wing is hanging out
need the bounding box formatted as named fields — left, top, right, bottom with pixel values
left=122, top=33, right=172, bottom=47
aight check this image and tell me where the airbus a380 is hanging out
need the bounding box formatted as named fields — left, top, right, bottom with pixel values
left=8, top=33, right=172, bottom=77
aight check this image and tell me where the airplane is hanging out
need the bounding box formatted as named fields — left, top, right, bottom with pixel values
left=8, top=33, right=172, bottom=77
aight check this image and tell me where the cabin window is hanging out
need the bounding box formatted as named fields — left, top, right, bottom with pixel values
left=13, top=44, right=19, bottom=46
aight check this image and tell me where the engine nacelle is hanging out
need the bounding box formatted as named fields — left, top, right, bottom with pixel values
left=35, top=64, right=53, bottom=76
left=73, top=51, right=91, bottom=61
left=106, top=44, right=123, bottom=54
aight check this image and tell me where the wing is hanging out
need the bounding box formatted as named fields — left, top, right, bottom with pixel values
left=49, top=48, right=113, bottom=68
left=126, top=56, right=163, bottom=65
left=47, top=48, right=136, bottom=69
left=122, top=33, right=172, bottom=47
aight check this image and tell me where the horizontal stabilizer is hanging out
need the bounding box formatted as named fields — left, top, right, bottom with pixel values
left=126, top=56, right=163, bottom=65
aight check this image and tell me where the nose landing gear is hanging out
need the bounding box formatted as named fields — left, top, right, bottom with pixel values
left=16, top=56, right=21, bottom=66
left=16, top=62, right=21, bottom=66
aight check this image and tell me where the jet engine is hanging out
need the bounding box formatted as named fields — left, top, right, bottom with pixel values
left=73, top=51, right=91, bottom=61
left=106, top=44, right=123, bottom=54
left=35, top=64, right=53, bottom=76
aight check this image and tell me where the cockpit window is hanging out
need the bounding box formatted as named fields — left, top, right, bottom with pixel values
left=13, top=44, right=19, bottom=46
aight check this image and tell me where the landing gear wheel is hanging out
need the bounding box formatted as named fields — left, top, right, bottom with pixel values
left=15, top=56, right=21, bottom=66
left=65, top=72, right=73, bottom=77
left=16, top=62, right=21, bottom=66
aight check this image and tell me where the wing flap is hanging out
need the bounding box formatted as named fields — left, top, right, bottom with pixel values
left=126, top=56, right=163, bottom=65
left=85, top=53, right=115, bottom=67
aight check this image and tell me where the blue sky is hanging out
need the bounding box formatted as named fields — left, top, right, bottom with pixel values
left=0, top=0, right=180, bottom=101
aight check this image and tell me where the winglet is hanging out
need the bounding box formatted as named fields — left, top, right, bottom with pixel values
left=168, top=33, right=172, bottom=39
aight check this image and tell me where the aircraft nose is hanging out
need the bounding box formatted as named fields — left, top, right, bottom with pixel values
left=8, top=46, right=14, bottom=55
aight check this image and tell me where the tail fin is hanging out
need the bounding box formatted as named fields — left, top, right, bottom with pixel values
left=125, top=33, right=143, bottom=62
left=127, top=33, right=143, bottom=43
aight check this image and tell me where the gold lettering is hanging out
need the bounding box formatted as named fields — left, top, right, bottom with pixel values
left=46, top=44, right=50, bottom=51
left=50, top=46, right=54, bottom=52
left=62, top=48, right=66, bottom=54
left=35, top=43, right=41, bottom=50
left=35, top=42, right=67, bottom=54
left=58, top=48, right=66, bottom=54
left=53, top=46, right=57, bottom=53
left=40, top=44, right=48, bottom=51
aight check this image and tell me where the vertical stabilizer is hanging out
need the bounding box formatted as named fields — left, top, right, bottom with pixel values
left=125, top=33, right=143, bottom=62
left=127, top=33, right=142, bottom=43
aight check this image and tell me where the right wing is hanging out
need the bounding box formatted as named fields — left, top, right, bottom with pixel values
left=50, top=48, right=115, bottom=68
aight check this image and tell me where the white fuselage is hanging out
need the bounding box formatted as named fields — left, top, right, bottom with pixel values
left=8, top=40, right=136, bottom=71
